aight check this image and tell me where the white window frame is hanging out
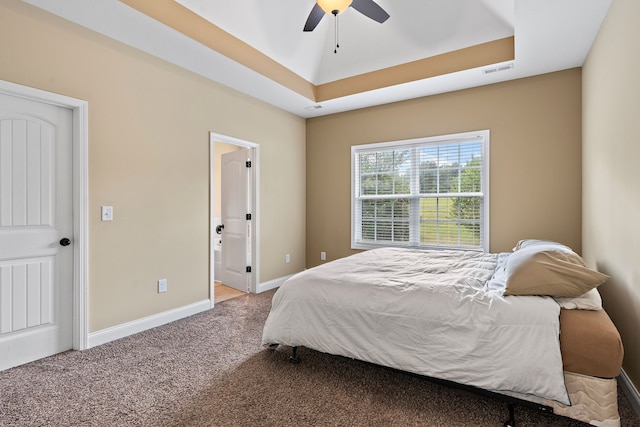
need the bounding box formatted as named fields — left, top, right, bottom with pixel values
left=351, top=130, right=490, bottom=252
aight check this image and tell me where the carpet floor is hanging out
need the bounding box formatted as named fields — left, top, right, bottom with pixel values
left=1, top=290, right=638, bottom=426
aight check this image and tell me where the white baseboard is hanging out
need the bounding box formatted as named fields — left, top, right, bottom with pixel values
left=87, top=275, right=294, bottom=349
left=257, top=274, right=294, bottom=293
left=619, top=368, right=640, bottom=419
left=87, top=299, right=211, bottom=349
left=86, top=275, right=294, bottom=349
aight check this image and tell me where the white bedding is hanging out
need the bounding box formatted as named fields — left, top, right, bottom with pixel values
left=262, top=247, right=570, bottom=405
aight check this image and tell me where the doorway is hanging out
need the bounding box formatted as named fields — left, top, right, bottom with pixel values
left=209, top=133, right=258, bottom=307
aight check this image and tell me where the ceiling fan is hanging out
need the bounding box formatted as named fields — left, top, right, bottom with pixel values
left=303, top=0, right=390, bottom=32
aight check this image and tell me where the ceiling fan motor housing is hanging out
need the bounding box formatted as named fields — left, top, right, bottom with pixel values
left=317, top=0, right=353, bottom=15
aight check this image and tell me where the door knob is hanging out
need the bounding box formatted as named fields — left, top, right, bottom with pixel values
left=216, top=224, right=224, bottom=234
left=59, top=238, right=72, bottom=247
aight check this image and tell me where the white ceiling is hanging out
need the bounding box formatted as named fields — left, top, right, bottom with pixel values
left=21, top=0, right=611, bottom=118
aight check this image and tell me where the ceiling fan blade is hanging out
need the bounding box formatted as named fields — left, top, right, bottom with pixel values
left=350, top=0, right=390, bottom=23
left=303, top=3, right=325, bottom=32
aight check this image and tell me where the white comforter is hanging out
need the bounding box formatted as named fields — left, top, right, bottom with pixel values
left=262, top=247, right=569, bottom=405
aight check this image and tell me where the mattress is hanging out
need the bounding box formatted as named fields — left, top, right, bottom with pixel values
left=502, top=309, right=624, bottom=426
left=547, top=373, right=620, bottom=427
left=559, top=308, right=624, bottom=378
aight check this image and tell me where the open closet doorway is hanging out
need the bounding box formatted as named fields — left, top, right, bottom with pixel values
left=209, top=133, right=259, bottom=307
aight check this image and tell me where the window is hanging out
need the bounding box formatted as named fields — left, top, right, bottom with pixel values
left=352, top=130, right=489, bottom=252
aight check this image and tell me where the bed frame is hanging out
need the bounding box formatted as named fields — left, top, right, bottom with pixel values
left=282, top=345, right=552, bottom=427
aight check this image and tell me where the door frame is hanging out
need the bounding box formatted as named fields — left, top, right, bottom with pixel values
left=0, top=80, right=89, bottom=351
left=209, top=132, right=259, bottom=307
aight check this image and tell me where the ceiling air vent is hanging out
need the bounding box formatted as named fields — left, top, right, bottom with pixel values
left=483, top=63, right=514, bottom=75
left=305, top=105, right=323, bottom=111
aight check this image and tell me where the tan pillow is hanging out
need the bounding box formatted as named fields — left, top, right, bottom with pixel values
left=512, top=239, right=571, bottom=252
left=503, top=245, right=609, bottom=297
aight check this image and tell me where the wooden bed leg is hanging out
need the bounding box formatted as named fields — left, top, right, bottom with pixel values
left=504, top=403, right=516, bottom=427
left=289, top=346, right=300, bottom=364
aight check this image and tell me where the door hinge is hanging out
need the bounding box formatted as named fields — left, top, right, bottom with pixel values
left=246, top=266, right=252, bottom=273
left=246, top=160, right=252, bottom=168
left=246, top=213, right=252, bottom=220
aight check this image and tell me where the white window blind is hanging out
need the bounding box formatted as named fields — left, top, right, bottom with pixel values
left=352, top=130, right=489, bottom=251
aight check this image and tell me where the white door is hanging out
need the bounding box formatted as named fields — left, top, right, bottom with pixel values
left=220, top=149, right=249, bottom=292
left=0, top=92, right=73, bottom=371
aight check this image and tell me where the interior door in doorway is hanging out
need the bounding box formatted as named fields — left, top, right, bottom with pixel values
left=0, top=92, right=74, bottom=371
left=220, top=149, right=250, bottom=292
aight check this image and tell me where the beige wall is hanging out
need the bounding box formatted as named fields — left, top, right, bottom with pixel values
left=306, top=69, right=583, bottom=267
left=583, top=0, right=640, bottom=391
left=0, top=1, right=306, bottom=332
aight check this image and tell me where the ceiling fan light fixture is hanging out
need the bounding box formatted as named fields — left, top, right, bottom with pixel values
left=317, top=0, right=353, bottom=15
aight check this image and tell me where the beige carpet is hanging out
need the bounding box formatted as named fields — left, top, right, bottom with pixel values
left=1, top=290, right=638, bottom=426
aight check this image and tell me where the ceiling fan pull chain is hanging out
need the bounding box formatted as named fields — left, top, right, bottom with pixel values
left=333, top=10, right=339, bottom=54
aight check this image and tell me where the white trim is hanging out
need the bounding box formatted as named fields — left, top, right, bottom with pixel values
left=209, top=132, right=260, bottom=305
left=257, top=274, right=294, bottom=293
left=209, top=134, right=215, bottom=308
left=0, top=80, right=89, bottom=351
left=619, top=369, right=640, bottom=419
left=72, top=100, right=89, bottom=351
left=87, top=299, right=211, bottom=348
left=89, top=275, right=291, bottom=349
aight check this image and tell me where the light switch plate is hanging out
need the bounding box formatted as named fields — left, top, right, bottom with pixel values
left=101, top=206, right=113, bottom=221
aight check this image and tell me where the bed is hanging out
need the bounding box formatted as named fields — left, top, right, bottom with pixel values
left=262, top=241, right=624, bottom=426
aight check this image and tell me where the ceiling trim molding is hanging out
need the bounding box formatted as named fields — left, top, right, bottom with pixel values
left=20, top=0, right=610, bottom=117
left=119, top=0, right=317, bottom=100
left=316, top=36, right=515, bottom=102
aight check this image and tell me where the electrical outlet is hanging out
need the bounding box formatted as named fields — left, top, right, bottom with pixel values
left=321, top=251, right=326, bottom=261
left=158, top=278, right=167, bottom=293
left=285, top=254, right=291, bottom=264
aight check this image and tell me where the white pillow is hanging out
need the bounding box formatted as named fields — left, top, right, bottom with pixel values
left=486, top=252, right=509, bottom=292
left=553, top=288, right=603, bottom=310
